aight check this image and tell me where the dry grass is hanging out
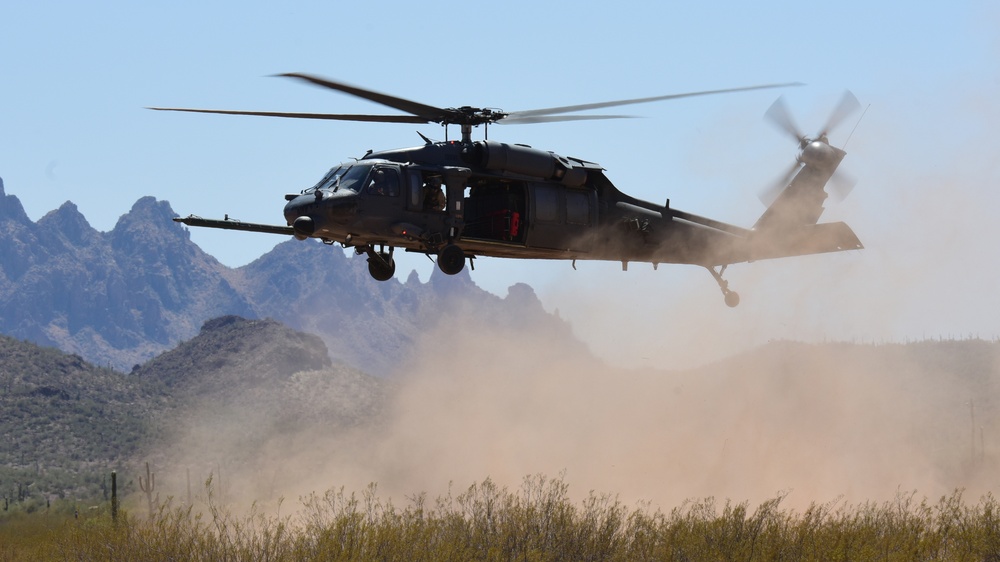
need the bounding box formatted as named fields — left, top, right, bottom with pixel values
left=3, top=475, right=1000, bottom=561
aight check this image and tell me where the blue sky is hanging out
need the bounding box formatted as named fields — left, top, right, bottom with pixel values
left=2, top=1, right=998, bottom=367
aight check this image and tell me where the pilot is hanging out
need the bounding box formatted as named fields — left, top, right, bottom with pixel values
left=369, top=170, right=387, bottom=195
left=423, top=175, right=446, bottom=211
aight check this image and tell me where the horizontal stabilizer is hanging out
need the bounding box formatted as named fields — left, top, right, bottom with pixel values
left=749, top=222, right=862, bottom=261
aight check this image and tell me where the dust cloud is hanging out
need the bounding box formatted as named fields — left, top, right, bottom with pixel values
left=349, top=332, right=1000, bottom=510
left=150, top=316, right=1000, bottom=514
left=150, top=88, right=1000, bottom=514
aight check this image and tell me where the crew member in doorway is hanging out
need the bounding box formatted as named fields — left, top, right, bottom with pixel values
left=423, top=175, right=446, bottom=211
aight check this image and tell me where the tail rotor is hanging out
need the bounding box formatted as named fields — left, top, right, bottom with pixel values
left=761, top=91, right=861, bottom=204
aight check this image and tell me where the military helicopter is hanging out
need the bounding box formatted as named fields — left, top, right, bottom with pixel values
left=153, top=73, right=863, bottom=307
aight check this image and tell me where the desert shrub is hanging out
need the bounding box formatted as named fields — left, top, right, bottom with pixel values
left=3, top=478, right=1000, bottom=561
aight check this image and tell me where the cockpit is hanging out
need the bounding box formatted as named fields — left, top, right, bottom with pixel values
left=302, top=163, right=374, bottom=195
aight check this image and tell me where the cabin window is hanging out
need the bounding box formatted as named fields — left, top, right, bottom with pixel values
left=408, top=171, right=423, bottom=207
left=566, top=191, right=591, bottom=225
left=535, top=185, right=560, bottom=222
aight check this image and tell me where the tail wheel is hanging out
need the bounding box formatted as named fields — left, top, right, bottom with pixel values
left=437, top=244, right=465, bottom=275
left=706, top=264, right=740, bottom=308
left=724, top=290, right=740, bottom=308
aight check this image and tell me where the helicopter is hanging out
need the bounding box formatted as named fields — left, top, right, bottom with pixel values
left=153, top=73, right=863, bottom=307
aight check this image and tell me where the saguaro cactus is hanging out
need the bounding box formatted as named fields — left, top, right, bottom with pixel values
left=111, top=471, right=118, bottom=522
left=139, top=462, right=156, bottom=519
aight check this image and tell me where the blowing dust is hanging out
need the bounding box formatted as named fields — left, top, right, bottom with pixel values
left=350, top=332, right=1000, bottom=509
left=152, top=90, right=1000, bottom=514
left=152, top=314, right=1000, bottom=514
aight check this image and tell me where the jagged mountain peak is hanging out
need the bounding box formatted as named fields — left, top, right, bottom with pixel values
left=405, top=269, right=421, bottom=286
left=38, top=201, right=98, bottom=245
left=0, top=182, right=257, bottom=368
left=428, top=261, right=477, bottom=296
left=109, top=197, right=222, bottom=274
left=129, top=195, right=174, bottom=217
left=112, top=197, right=187, bottom=241
left=0, top=176, right=31, bottom=225
left=505, top=282, right=539, bottom=304
left=46, top=199, right=83, bottom=216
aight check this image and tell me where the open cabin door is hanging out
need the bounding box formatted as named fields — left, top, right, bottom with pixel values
left=462, top=177, right=527, bottom=245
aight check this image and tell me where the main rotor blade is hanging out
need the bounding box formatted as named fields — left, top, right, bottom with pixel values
left=507, top=82, right=802, bottom=119
left=818, top=90, right=861, bottom=137
left=764, top=96, right=804, bottom=142
left=499, top=114, right=636, bottom=125
left=276, top=73, right=449, bottom=122
left=146, top=107, right=429, bottom=124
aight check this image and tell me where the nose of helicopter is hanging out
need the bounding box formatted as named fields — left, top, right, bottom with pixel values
left=283, top=190, right=357, bottom=239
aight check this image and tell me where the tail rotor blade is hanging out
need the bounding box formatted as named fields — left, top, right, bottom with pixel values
left=759, top=161, right=801, bottom=206
left=828, top=169, right=858, bottom=201
left=764, top=96, right=804, bottom=143
left=818, top=90, right=861, bottom=137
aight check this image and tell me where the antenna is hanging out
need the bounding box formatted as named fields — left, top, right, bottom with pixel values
left=842, top=103, right=870, bottom=150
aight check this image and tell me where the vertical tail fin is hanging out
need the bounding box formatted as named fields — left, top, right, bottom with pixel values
left=753, top=140, right=846, bottom=232
left=755, top=91, right=860, bottom=232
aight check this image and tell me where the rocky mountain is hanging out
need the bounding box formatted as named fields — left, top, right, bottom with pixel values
left=0, top=177, right=254, bottom=369
left=0, top=176, right=583, bottom=374
left=0, top=333, right=152, bottom=503
left=0, top=315, right=387, bottom=506
left=134, top=315, right=390, bottom=498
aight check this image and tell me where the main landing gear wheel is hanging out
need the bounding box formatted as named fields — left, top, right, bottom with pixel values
left=437, top=244, right=465, bottom=275
left=365, top=247, right=395, bottom=281
left=706, top=264, right=740, bottom=308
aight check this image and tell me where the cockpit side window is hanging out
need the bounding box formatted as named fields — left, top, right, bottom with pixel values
left=365, top=167, right=400, bottom=197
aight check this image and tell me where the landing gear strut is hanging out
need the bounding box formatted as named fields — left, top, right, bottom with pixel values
left=364, top=245, right=395, bottom=281
left=707, top=265, right=740, bottom=308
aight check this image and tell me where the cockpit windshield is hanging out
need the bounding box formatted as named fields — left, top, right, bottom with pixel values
left=304, top=166, right=342, bottom=193
left=303, top=163, right=372, bottom=194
